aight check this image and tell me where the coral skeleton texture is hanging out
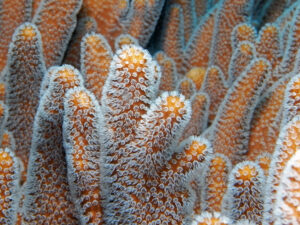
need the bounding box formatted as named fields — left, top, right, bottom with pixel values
left=1, top=0, right=300, bottom=224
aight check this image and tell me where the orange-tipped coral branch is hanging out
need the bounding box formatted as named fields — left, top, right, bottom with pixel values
left=23, top=65, right=83, bottom=224
left=202, top=153, right=232, bottom=213
left=225, top=161, right=264, bottom=224
left=155, top=51, right=178, bottom=93
left=63, top=87, right=103, bottom=224
left=228, top=41, right=256, bottom=84
left=177, top=77, right=196, bottom=99
left=5, top=23, right=45, bottom=175
left=247, top=75, right=293, bottom=160
left=210, top=0, right=255, bottom=80
left=0, top=0, right=300, bottom=224
left=231, top=23, right=256, bottom=49
left=80, top=32, right=113, bottom=102
left=180, top=92, right=209, bottom=141
left=209, top=58, right=270, bottom=165
left=63, top=17, right=97, bottom=69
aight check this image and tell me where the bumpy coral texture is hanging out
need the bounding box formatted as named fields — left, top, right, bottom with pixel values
left=1, top=0, right=300, bottom=225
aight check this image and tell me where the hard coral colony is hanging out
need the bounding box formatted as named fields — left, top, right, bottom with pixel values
left=0, top=0, right=300, bottom=224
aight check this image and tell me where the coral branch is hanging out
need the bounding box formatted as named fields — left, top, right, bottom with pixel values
left=274, top=149, right=300, bottom=225
left=203, top=66, right=228, bottom=123
left=247, top=75, right=292, bottom=160
left=81, top=33, right=113, bottom=102
left=202, top=153, right=232, bottom=213
left=162, top=4, right=185, bottom=74
left=231, top=23, right=256, bottom=49
left=33, top=0, right=82, bottom=67
left=210, top=59, right=270, bottom=164
left=228, top=41, right=256, bottom=84
left=131, top=92, right=191, bottom=176
left=177, top=77, right=196, bottom=99
left=0, top=0, right=31, bottom=72
left=256, top=23, right=281, bottom=70
left=23, top=65, right=83, bottom=224
left=101, top=45, right=159, bottom=159
left=226, top=161, right=264, bottom=224
left=63, top=87, right=103, bottom=224
left=180, top=92, right=209, bottom=141
left=185, top=6, right=217, bottom=70
left=64, top=17, right=97, bottom=69
left=167, top=0, right=195, bottom=43
left=5, top=23, right=45, bottom=175
left=264, top=115, right=300, bottom=224
left=277, top=4, right=300, bottom=75
left=125, top=0, right=165, bottom=47
left=211, top=0, right=254, bottom=79
left=155, top=51, right=178, bottom=93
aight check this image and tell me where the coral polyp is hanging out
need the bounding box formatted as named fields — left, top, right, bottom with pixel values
left=0, top=0, right=300, bottom=224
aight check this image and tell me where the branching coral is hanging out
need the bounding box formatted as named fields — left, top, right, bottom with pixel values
left=5, top=22, right=45, bottom=178
left=1, top=0, right=300, bottom=225
left=63, top=87, right=103, bottom=224
left=24, top=66, right=83, bottom=224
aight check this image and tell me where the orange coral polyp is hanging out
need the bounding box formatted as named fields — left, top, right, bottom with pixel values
left=56, top=68, right=78, bottom=86
left=0, top=150, right=12, bottom=165
left=236, top=164, right=257, bottom=181
left=240, top=43, right=253, bottom=55
left=235, top=24, right=255, bottom=43
left=119, top=47, right=147, bottom=70
left=71, top=90, right=92, bottom=109
left=200, top=217, right=225, bottom=225
left=86, top=35, right=100, bottom=45
left=20, top=26, right=36, bottom=40
left=193, top=212, right=231, bottom=225
left=188, top=140, right=206, bottom=155
left=169, top=139, right=208, bottom=173
left=165, top=95, right=185, bottom=117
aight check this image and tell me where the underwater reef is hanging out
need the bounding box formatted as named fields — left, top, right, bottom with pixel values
left=0, top=0, right=300, bottom=224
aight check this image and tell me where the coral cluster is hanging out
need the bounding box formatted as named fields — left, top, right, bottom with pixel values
left=0, top=0, right=300, bottom=224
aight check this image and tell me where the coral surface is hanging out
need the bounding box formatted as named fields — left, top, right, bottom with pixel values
left=0, top=0, right=300, bottom=224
